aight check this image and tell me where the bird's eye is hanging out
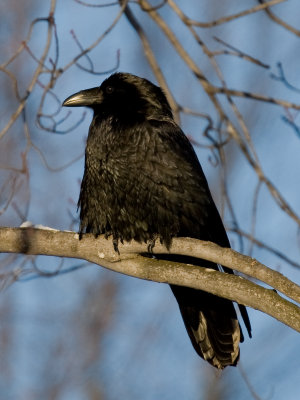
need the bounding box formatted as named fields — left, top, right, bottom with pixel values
left=106, top=86, right=114, bottom=94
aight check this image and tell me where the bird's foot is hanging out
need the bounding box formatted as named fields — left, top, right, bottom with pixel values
left=147, top=235, right=158, bottom=257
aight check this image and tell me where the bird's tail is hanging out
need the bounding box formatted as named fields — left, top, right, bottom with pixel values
left=170, top=284, right=242, bottom=369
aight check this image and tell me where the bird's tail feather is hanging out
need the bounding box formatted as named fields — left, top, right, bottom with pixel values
left=170, top=285, right=241, bottom=369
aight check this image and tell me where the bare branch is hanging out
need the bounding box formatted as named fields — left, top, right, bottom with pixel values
left=259, top=0, right=300, bottom=37
left=0, top=227, right=299, bottom=332
left=0, top=0, right=57, bottom=140
left=228, top=227, right=300, bottom=270
left=167, top=0, right=286, bottom=28
left=213, top=86, right=300, bottom=110
left=120, top=0, right=180, bottom=123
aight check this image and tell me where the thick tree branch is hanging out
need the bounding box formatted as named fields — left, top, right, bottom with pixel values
left=0, top=227, right=299, bottom=332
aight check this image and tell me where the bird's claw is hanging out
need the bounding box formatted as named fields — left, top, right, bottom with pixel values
left=113, top=238, right=120, bottom=255
left=147, top=236, right=157, bottom=257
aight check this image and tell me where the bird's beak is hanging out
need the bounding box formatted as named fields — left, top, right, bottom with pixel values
left=62, top=87, right=103, bottom=107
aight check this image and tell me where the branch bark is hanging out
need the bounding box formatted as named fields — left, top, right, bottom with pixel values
left=0, top=226, right=299, bottom=332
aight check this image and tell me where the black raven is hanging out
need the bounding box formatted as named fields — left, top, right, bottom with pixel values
left=63, top=72, right=251, bottom=369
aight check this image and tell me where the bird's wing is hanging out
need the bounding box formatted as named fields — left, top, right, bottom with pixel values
left=141, top=119, right=252, bottom=366
left=139, top=119, right=230, bottom=246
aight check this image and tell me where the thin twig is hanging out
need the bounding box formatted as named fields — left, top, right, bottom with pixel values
left=0, top=1, right=57, bottom=140
left=258, top=0, right=300, bottom=37
left=120, top=0, right=180, bottom=123
left=167, top=0, right=286, bottom=28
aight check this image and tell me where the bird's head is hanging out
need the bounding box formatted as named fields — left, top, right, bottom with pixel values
left=62, top=72, right=173, bottom=120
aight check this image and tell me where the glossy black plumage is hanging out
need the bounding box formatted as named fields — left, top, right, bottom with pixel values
left=63, top=72, right=251, bottom=369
